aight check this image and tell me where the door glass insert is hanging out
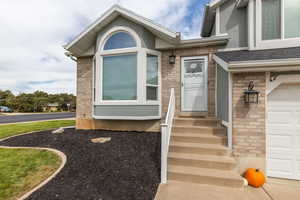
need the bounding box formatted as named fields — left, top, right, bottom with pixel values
left=184, top=60, right=203, bottom=74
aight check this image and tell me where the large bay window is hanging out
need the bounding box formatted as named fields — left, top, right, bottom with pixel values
left=95, top=26, right=161, bottom=106
left=261, top=0, right=300, bottom=41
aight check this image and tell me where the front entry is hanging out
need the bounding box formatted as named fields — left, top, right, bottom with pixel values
left=181, top=56, right=208, bottom=112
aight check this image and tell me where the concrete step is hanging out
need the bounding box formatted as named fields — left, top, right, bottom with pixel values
left=172, top=125, right=226, bottom=135
left=168, top=165, right=244, bottom=188
left=174, top=117, right=220, bottom=127
left=171, top=132, right=227, bottom=145
left=168, top=152, right=236, bottom=170
left=169, top=141, right=229, bottom=156
left=177, top=112, right=208, bottom=118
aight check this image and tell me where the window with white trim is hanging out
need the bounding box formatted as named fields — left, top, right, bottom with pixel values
left=261, top=0, right=300, bottom=40
left=95, top=27, right=161, bottom=105
left=146, top=54, right=158, bottom=101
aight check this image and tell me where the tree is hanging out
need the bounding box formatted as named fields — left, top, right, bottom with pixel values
left=0, top=90, right=76, bottom=112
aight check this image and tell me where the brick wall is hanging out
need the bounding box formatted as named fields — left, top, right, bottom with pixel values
left=161, top=47, right=219, bottom=117
left=76, top=46, right=221, bottom=130
left=232, top=72, right=266, bottom=157
left=76, top=57, right=93, bottom=119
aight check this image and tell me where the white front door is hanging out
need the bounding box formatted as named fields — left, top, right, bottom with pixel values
left=181, top=56, right=208, bottom=112
left=267, top=83, right=300, bottom=180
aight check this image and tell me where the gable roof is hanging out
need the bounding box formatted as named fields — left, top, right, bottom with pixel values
left=64, top=5, right=180, bottom=56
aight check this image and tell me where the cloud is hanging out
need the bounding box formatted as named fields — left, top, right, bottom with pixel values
left=0, top=0, right=208, bottom=95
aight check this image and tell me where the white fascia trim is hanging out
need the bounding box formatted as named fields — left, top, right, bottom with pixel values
left=210, top=0, right=227, bottom=8
left=93, top=115, right=161, bottom=120
left=65, top=5, right=178, bottom=50
left=156, top=34, right=229, bottom=50
left=218, top=47, right=249, bottom=52
left=228, top=58, right=300, bottom=71
left=213, top=55, right=229, bottom=71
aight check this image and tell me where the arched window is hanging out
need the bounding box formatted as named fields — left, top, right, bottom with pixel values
left=96, top=27, right=161, bottom=105
left=104, top=32, right=137, bottom=50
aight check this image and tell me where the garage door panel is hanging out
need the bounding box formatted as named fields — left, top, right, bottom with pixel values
left=268, top=159, right=293, bottom=173
left=268, top=135, right=293, bottom=149
left=267, top=127, right=293, bottom=136
left=296, top=160, right=300, bottom=179
left=296, top=135, right=300, bottom=150
left=268, top=111, right=292, bottom=124
left=267, top=83, right=300, bottom=180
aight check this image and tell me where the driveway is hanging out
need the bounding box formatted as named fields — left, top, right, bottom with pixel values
left=0, top=128, right=160, bottom=200
left=0, top=112, right=75, bottom=124
left=155, top=176, right=300, bottom=200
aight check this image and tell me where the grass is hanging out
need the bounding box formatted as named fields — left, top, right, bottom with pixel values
left=0, top=149, right=61, bottom=200
left=0, top=120, right=75, bottom=140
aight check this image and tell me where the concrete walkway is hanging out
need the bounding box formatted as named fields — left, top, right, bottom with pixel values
left=155, top=179, right=300, bottom=200
left=263, top=178, right=300, bottom=200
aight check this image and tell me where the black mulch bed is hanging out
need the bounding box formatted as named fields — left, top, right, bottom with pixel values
left=0, top=128, right=161, bottom=200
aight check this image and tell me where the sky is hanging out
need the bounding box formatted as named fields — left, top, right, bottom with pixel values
left=0, top=0, right=209, bottom=95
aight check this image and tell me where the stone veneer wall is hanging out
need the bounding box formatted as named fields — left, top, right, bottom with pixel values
left=161, top=47, right=219, bottom=117
left=232, top=72, right=266, bottom=173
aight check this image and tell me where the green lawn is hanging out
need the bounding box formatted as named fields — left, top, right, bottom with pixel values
left=0, top=120, right=75, bottom=140
left=0, top=149, right=61, bottom=200
left=0, top=120, right=72, bottom=199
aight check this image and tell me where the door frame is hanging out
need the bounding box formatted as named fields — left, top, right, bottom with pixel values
left=181, top=56, right=208, bottom=112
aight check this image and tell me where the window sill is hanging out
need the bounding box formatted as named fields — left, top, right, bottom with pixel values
left=94, top=101, right=160, bottom=106
left=92, top=115, right=161, bottom=120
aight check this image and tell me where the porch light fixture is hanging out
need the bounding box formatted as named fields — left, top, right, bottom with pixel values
left=169, top=49, right=176, bottom=64
left=244, top=81, right=259, bottom=104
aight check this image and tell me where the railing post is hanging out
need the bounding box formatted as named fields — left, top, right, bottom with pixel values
left=161, top=124, right=167, bottom=184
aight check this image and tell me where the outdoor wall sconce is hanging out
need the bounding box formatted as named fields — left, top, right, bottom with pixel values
left=169, top=49, right=176, bottom=64
left=244, top=81, right=259, bottom=104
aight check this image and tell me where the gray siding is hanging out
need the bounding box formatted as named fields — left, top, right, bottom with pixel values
left=96, top=16, right=156, bottom=51
left=216, top=65, right=229, bottom=122
left=220, top=0, right=248, bottom=48
left=94, top=105, right=160, bottom=117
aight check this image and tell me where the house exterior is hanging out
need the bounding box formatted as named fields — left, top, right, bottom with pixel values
left=65, top=0, right=300, bottom=184
left=43, top=103, right=59, bottom=112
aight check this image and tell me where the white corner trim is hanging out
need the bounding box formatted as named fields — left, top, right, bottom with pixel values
left=228, top=72, right=233, bottom=149
left=267, top=74, right=300, bottom=95
left=213, top=55, right=229, bottom=71
left=215, top=7, right=220, bottom=35
left=248, top=0, right=254, bottom=49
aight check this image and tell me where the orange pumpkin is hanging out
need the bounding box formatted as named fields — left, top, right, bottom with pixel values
left=244, top=168, right=265, bottom=188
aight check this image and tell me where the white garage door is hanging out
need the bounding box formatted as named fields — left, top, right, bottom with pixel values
left=267, top=83, right=300, bottom=180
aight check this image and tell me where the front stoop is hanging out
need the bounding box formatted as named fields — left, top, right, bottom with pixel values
left=167, top=116, right=244, bottom=188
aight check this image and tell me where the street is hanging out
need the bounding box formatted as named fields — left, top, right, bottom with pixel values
left=0, top=112, right=75, bottom=124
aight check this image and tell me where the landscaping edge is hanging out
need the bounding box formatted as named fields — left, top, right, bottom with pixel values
left=0, top=127, right=72, bottom=200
